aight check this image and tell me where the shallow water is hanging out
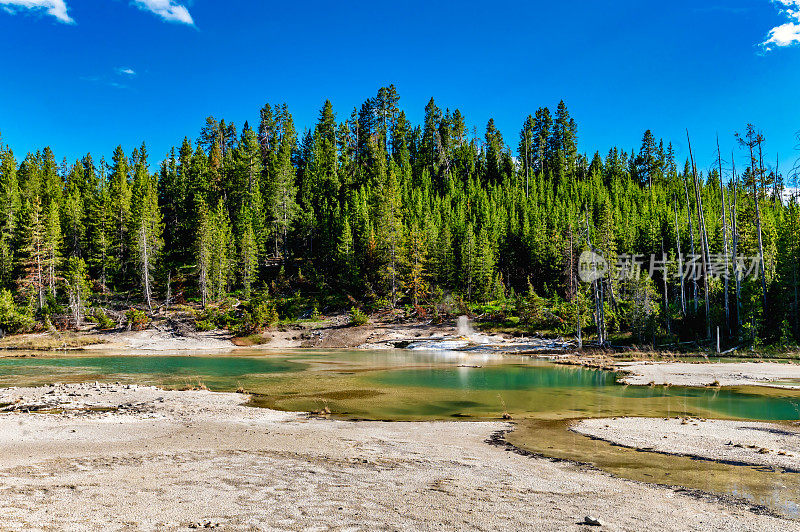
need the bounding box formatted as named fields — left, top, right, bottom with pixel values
left=2, top=349, right=800, bottom=517
left=7, top=350, right=798, bottom=421
left=0, top=354, right=300, bottom=377
left=508, top=419, right=800, bottom=518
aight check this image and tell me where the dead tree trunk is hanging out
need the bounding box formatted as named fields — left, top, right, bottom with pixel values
left=731, top=154, right=741, bottom=333
left=717, top=135, right=730, bottom=335
left=140, top=220, right=152, bottom=311
left=585, top=215, right=605, bottom=345
left=674, top=201, right=686, bottom=316
left=687, top=131, right=712, bottom=340
left=661, top=239, right=670, bottom=334
left=569, top=224, right=582, bottom=348
left=752, top=137, right=768, bottom=311
left=683, top=174, right=698, bottom=312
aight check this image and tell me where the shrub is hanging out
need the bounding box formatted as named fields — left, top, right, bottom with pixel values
left=0, top=289, right=34, bottom=334
left=251, top=300, right=279, bottom=330
left=230, top=301, right=278, bottom=337
left=198, top=303, right=238, bottom=330
left=195, top=319, right=214, bottom=332
left=372, top=297, right=391, bottom=311
left=93, top=308, right=116, bottom=330
left=225, top=310, right=247, bottom=336
left=349, top=306, right=369, bottom=326
left=125, top=309, right=150, bottom=331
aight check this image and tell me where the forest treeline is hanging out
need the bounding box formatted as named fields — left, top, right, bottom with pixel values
left=0, top=85, right=798, bottom=346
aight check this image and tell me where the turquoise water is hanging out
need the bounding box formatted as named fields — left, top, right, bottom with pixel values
left=0, top=355, right=301, bottom=389
left=374, top=365, right=619, bottom=389
left=1, top=352, right=799, bottom=422
left=371, top=365, right=800, bottom=421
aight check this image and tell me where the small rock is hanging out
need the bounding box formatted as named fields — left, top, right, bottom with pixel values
left=584, top=515, right=602, bottom=526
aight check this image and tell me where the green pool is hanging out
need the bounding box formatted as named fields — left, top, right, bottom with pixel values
left=2, top=351, right=799, bottom=422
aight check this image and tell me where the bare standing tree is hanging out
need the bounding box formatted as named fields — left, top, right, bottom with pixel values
left=731, top=152, right=741, bottom=332
left=687, top=130, right=711, bottom=340
left=682, top=171, right=698, bottom=312
left=717, top=135, right=731, bottom=335
left=674, top=201, right=686, bottom=316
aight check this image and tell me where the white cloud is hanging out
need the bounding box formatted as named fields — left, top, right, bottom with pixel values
left=1, top=0, right=194, bottom=26
left=117, top=67, right=136, bottom=76
left=0, top=0, right=73, bottom=23
left=762, top=0, right=800, bottom=50
left=131, top=0, right=193, bottom=25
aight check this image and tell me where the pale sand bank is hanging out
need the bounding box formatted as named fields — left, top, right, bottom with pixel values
left=0, top=384, right=793, bottom=530
left=575, top=417, right=800, bottom=472
left=93, top=328, right=237, bottom=352
left=615, top=361, right=800, bottom=388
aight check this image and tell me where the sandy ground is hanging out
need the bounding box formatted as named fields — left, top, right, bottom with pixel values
left=269, top=316, right=452, bottom=350
left=615, top=361, right=800, bottom=388
left=575, top=417, right=800, bottom=472
left=0, top=385, right=793, bottom=531
left=93, top=328, right=237, bottom=352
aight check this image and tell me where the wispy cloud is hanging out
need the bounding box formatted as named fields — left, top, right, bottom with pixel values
left=762, top=0, right=800, bottom=51
left=0, top=0, right=73, bottom=23
left=81, top=67, right=137, bottom=89
left=81, top=76, right=130, bottom=90
left=1, top=0, right=194, bottom=26
left=131, top=0, right=193, bottom=25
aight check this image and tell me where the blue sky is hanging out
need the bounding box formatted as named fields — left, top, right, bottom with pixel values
left=1, top=0, right=799, bottom=181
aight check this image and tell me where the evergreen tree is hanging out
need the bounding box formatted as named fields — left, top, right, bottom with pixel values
left=108, top=145, right=132, bottom=285
left=375, top=161, right=403, bottom=305
left=196, top=199, right=213, bottom=308
left=86, top=158, right=113, bottom=293
left=237, top=203, right=258, bottom=299
left=461, top=223, right=477, bottom=300
left=62, top=161, right=86, bottom=259
left=63, top=257, right=90, bottom=326
left=403, top=222, right=428, bottom=306
left=17, top=197, right=46, bottom=309
left=0, top=143, right=20, bottom=286
left=130, top=145, right=163, bottom=310
left=210, top=200, right=233, bottom=301
left=44, top=201, right=61, bottom=298
left=267, top=109, right=298, bottom=259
